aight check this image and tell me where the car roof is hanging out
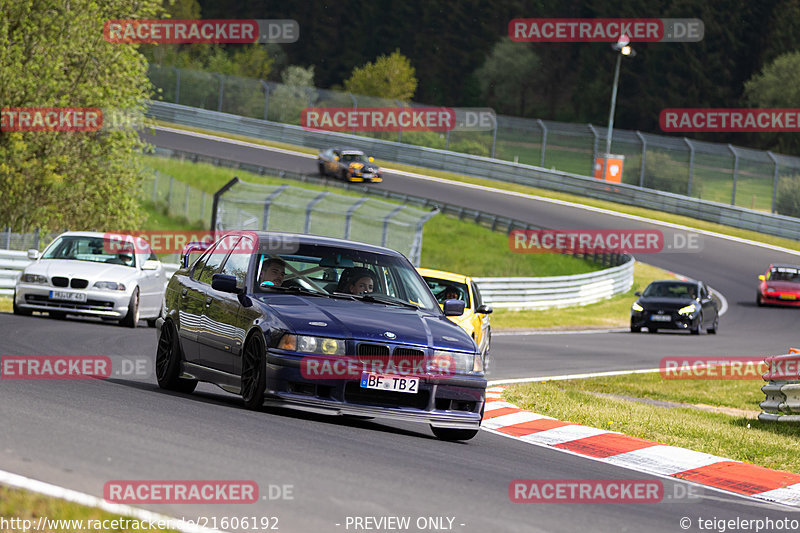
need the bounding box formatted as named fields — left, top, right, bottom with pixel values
left=249, top=231, right=405, bottom=258
left=416, top=267, right=470, bottom=283
left=340, top=150, right=366, bottom=155
left=769, top=264, right=800, bottom=269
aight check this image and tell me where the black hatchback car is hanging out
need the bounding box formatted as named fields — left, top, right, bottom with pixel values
left=630, top=279, right=719, bottom=334
left=156, top=231, right=486, bottom=441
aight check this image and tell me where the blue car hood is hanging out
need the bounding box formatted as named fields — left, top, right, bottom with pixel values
left=256, top=294, right=475, bottom=352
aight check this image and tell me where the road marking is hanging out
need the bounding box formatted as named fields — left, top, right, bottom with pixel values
left=0, top=468, right=219, bottom=533
left=488, top=367, right=663, bottom=387
left=482, top=386, right=800, bottom=508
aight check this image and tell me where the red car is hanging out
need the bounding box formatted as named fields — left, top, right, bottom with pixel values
left=757, top=264, right=800, bottom=307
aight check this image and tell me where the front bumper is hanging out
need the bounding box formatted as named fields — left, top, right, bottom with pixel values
left=14, top=283, right=131, bottom=318
left=760, top=292, right=800, bottom=306
left=631, top=311, right=698, bottom=330
left=264, top=350, right=485, bottom=429
left=348, top=174, right=382, bottom=183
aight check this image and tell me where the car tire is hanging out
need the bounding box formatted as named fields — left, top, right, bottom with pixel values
left=690, top=314, right=702, bottom=335
left=340, top=169, right=348, bottom=181
left=12, top=296, right=32, bottom=316
left=120, top=288, right=139, bottom=328
left=241, top=332, right=267, bottom=410
left=155, top=319, right=197, bottom=393
left=647, top=327, right=658, bottom=333
left=318, top=162, right=325, bottom=176
left=756, top=293, right=764, bottom=307
left=707, top=314, right=718, bottom=334
left=630, top=325, right=641, bottom=333
left=146, top=306, right=162, bottom=328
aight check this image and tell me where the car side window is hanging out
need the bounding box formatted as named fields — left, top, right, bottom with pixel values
left=220, top=236, right=253, bottom=286
left=197, top=235, right=239, bottom=285
left=700, top=285, right=709, bottom=300
left=471, top=281, right=482, bottom=308
left=190, top=244, right=216, bottom=281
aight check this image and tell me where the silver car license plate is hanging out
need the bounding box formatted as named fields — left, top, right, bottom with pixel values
left=49, top=290, right=87, bottom=302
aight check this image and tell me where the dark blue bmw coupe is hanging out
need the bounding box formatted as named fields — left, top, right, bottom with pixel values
left=156, top=231, right=486, bottom=441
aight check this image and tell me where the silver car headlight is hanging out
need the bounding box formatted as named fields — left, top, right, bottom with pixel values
left=431, top=349, right=478, bottom=375
left=94, top=281, right=127, bottom=291
left=21, top=273, right=48, bottom=284
left=678, top=303, right=698, bottom=315
left=278, top=334, right=346, bottom=355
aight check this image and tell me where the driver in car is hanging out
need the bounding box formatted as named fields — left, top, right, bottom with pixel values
left=259, top=257, right=286, bottom=287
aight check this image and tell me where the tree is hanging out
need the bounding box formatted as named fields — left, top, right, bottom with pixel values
left=745, top=51, right=800, bottom=153
left=474, top=37, right=541, bottom=116
left=271, top=65, right=317, bottom=123
left=343, top=50, right=417, bottom=102
left=0, top=0, right=162, bottom=233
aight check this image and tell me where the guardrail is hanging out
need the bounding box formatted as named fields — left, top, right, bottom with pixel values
left=0, top=250, right=179, bottom=297
left=759, top=348, right=800, bottom=422
left=474, top=254, right=634, bottom=310
left=147, top=101, right=800, bottom=242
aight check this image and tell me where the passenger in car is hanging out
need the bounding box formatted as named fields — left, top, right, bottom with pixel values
left=345, top=267, right=377, bottom=294
left=259, top=257, right=286, bottom=287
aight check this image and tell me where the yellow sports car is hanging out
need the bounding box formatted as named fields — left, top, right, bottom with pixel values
left=417, top=267, right=492, bottom=370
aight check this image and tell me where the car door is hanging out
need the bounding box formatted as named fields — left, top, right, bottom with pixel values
left=177, top=244, right=218, bottom=365
left=136, top=249, right=163, bottom=317
left=470, top=280, right=490, bottom=353
left=193, top=235, right=238, bottom=371
left=699, top=283, right=717, bottom=322
left=200, top=235, right=254, bottom=375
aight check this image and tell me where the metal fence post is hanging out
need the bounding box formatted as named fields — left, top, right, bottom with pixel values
left=173, top=67, right=180, bottom=105
left=210, top=177, right=241, bottom=232
left=166, top=176, right=174, bottom=212
left=152, top=172, right=158, bottom=203
left=685, top=138, right=695, bottom=197
left=537, top=119, right=548, bottom=167
left=304, top=192, right=329, bottom=233
left=381, top=205, right=405, bottom=247
left=445, top=128, right=450, bottom=151
left=33, top=228, right=40, bottom=250
left=636, top=131, right=646, bottom=187
left=349, top=92, right=357, bottom=136
left=409, top=208, right=439, bottom=266
left=261, top=80, right=270, bottom=121
left=729, top=144, right=739, bottom=205
left=216, top=74, right=224, bottom=112
left=344, top=198, right=367, bottom=240
left=767, top=151, right=779, bottom=213
left=588, top=124, right=599, bottom=175
left=490, top=115, right=498, bottom=159
left=261, top=185, right=289, bottom=230
left=3, top=227, right=10, bottom=249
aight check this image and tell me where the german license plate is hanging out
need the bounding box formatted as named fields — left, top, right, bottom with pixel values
left=49, top=290, right=86, bottom=302
left=650, top=314, right=672, bottom=321
left=780, top=294, right=797, bottom=300
left=360, top=372, right=418, bottom=394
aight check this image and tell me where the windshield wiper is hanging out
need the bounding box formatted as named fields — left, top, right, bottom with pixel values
left=343, top=292, right=420, bottom=309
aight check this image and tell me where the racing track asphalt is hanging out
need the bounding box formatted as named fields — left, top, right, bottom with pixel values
left=0, top=127, right=798, bottom=532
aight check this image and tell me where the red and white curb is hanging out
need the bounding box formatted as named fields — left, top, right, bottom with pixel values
left=483, top=386, right=800, bottom=507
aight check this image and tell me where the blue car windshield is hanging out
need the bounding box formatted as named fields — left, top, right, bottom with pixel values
left=254, top=242, right=439, bottom=311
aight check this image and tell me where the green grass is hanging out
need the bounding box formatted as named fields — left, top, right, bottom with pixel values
left=504, top=374, right=800, bottom=472
left=491, top=261, right=677, bottom=329
left=0, top=485, right=179, bottom=532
